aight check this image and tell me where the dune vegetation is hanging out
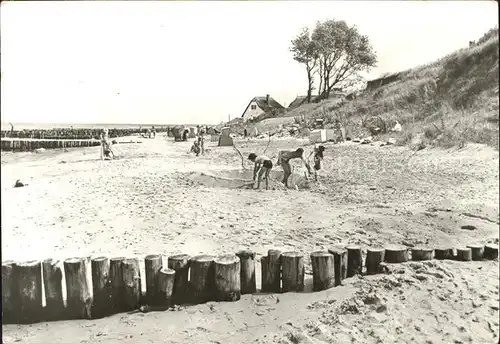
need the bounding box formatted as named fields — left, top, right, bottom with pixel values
left=285, top=28, right=499, bottom=150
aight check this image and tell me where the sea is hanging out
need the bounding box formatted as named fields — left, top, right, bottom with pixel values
left=0, top=122, right=211, bottom=131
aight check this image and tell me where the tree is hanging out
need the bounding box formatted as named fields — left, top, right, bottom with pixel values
left=310, top=19, right=377, bottom=100
left=290, top=28, right=318, bottom=103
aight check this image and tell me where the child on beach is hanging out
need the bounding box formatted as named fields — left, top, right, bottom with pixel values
left=307, top=145, right=326, bottom=181
left=100, top=129, right=115, bottom=160
left=248, top=153, right=273, bottom=190
left=276, top=148, right=311, bottom=187
left=191, top=140, right=201, bottom=156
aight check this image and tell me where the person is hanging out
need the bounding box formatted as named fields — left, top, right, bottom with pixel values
left=197, top=130, right=205, bottom=155
left=151, top=126, right=156, bottom=138
left=191, top=139, right=201, bottom=156
left=307, top=145, right=326, bottom=181
left=276, top=148, right=311, bottom=187
left=248, top=153, right=273, bottom=190
left=100, top=129, right=115, bottom=160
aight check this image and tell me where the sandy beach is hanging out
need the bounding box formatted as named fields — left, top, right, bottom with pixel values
left=2, top=133, right=499, bottom=343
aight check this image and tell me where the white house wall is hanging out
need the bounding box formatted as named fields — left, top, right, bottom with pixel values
left=242, top=101, right=265, bottom=122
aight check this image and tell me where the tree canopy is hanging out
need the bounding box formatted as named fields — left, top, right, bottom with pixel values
left=290, top=19, right=377, bottom=103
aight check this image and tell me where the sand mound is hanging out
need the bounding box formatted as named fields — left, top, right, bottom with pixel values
left=187, top=169, right=311, bottom=190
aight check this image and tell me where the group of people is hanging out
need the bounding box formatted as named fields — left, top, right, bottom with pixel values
left=190, top=129, right=205, bottom=157
left=247, top=144, right=326, bottom=190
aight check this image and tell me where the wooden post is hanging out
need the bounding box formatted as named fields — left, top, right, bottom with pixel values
left=214, top=255, right=241, bottom=301
left=384, top=245, right=409, bottom=263
left=109, top=257, right=125, bottom=313
left=434, top=248, right=454, bottom=260
left=310, top=252, right=335, bottom=291
left=14, top=261, right=43, bottom=323
left=365, top=248, right=385, bottom=275
left=190, top=255, right=215, bottom=304
left=466, top=244, right=484, bottom=261
left=91, top=257, right=110, bottom=318
left=157, top=268, right=175, bottom=308
left=2, top=261, right=17, bottom=323
left=122, top=258, right=141, bottom=311
left=42, top=259, right=65, bottom=321
left=64, top=257, right=92, bottom=319
left=411, top=248, right=434, bottom=261
left=235, top=250, right=256, bottom=294
left=167, top=254, right=191, bottom=305
left=346, top=246, right=363, bottom=277
left=144, top=254, right=163, bottom=305
left=328, top=247, right=347, bottom=286
left=261, top=249, right=281, bottom=293
left=484, top=244, right=499, bottom=260
left=280, top=252, right=305, bottom=292
left=456, top=247, right=472, bottom=261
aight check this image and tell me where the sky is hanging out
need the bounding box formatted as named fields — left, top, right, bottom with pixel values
left=0, top=1, right=498, bottom=125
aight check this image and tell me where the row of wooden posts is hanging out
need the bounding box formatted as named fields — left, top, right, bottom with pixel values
left=2, top=243, right=498, bottom=324
left=0, top=139, right=102, bottom=152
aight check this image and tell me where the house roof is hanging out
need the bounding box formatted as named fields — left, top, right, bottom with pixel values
left=288, top=95, right=319, bottom=109
left=241, top=96, right=285, bottom=117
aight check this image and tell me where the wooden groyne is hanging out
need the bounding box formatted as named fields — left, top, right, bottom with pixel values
left=2, top=243, right=497, bottom=324
left=1, top=138, right=101, bottom=152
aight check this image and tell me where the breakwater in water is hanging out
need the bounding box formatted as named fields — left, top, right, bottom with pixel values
left=1, top=127, right=170, bottom=140
left=1, top=138, right=102, bottom=152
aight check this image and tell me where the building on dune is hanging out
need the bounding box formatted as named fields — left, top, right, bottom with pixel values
left=240, top=94, right=285, bottom=123
left=288, top=89, right=347, bottom=110
left=287, top=95, right=320, bottom=110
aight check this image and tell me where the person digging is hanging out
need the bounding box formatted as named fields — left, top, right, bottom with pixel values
left=248, top=153, right=273, bottom=190
left=276, top=148, right=312, bottom=187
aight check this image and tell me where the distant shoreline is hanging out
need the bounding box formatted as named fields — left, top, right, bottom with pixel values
left=0, top=122, right=215, bottom=131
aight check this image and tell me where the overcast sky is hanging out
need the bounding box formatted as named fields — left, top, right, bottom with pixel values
left=1, top=1, right=498, bottom=125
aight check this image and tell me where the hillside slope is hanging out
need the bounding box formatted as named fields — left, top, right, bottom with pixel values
left=285, top=29, right=499, bottom=149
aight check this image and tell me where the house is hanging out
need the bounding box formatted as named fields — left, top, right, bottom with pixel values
left=288, top=90, right=346, bottom=110
left=288, top=95, right=319, bottom=110
left=241, top=94, right=285, bottom=122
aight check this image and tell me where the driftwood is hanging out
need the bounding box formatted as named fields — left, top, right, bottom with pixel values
left=310, top=251, right=335, bottom=291
left=261, top=134, right=272, bottom=155
left=235, top=250, right=256, bottom=294
left=232, top=143, right=248, bottom=170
